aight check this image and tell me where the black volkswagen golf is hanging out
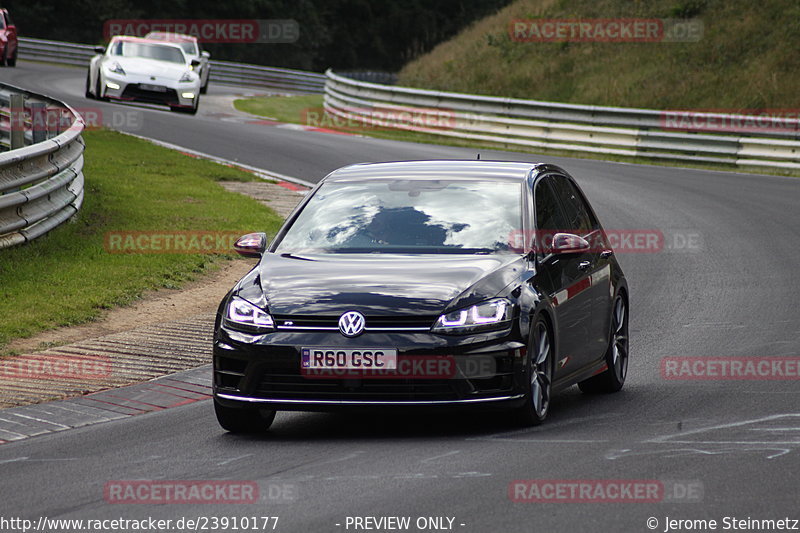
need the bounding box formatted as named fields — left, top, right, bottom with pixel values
left=213, top=160, right=628, bottom=431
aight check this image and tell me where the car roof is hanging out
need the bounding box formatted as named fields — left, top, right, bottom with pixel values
left=322, top=160, right=559, bottom=183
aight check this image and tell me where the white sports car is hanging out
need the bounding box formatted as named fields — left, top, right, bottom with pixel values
left=85, top=36, right=201, bottom=114
left=144, top=32, right=211, bottom=94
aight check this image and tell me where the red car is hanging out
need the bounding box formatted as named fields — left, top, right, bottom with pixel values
left=0, top=7, right=18, bottom=67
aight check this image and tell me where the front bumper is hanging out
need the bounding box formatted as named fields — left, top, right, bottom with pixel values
left=213, top=325, right=528, bottom=411
left=103, top=72, right=199, bottom=107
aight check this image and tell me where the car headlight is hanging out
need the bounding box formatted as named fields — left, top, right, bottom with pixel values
left=432, top=298, right=512, bottom=334
left=224, top=296, right=274, bottom=333
left=179, top=72, right=195, bottom=83
left=107, top=61, right=125, bottom=75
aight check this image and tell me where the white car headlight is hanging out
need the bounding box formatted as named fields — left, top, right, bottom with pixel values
left=179, top=72, right=195, bottom=83
left=107, top=61, right=125, bottom=75
left=225, top=296, right=274, bottom=332
left=432, top=299, right=512, bottom=334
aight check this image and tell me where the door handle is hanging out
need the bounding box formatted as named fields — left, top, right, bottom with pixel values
left=600, top=249, right=614, bottom=258
left=578, top=260, right=592, bottom=271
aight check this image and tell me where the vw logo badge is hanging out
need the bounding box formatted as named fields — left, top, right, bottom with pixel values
left=338, top=311, right=365, bottom=337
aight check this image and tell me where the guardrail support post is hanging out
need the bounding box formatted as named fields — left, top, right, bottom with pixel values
left=30, top=102, right=48, bottom=144
left=9, top=94, right=25, bottom=150
left=46, top=107, right=59, bottom=138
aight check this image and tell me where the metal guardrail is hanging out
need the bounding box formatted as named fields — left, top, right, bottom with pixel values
left=17, top=37, right=326, bottom=94
left=324, top=70, right=800, bottom=170
left=0, top=83, right=85, bottom=249
left=208, top=60, right=325, bottom=94
left=336, top=71, right=398, bottom=85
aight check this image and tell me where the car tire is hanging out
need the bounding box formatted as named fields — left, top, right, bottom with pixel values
left=578, top=292, right=628, bottom=394
left=85, top=71, right=95, bottom=99
left=214, top=398, right=276, bottom=433
left=0, top=47, right=7, bottom=67
left=513, top=316, right=554, bottom=426
left=170, top=96, right=199, bottom=115
left=200, top=81, right=208, bottom=94
left=95, top=75, right=107, bottom=101
left=188, top=95, right=199, bottom=115
left=7, top=49, right=16, bottom=67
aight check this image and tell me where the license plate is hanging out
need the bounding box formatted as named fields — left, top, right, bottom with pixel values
left=140, top=84, right=167, bottom=92
left=301, top=348, right=397, bottom=370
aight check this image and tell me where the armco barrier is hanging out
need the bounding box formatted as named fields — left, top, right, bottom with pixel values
left=324, top=70, right=800, bottom=170
left=0, top=83, right=85, bottom=249
left=17, top=37, right=325, bottom=94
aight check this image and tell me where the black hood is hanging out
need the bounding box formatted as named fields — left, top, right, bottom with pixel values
left=238, top=253, right=525, bottom=317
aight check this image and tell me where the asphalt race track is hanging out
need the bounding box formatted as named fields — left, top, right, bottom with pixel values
left=1, top=61, right=799, bottom=532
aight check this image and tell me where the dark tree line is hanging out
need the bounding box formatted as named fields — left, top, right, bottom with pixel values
left=6, top=0, right=510, bottom=71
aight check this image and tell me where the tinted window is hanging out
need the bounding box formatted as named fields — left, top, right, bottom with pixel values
left=550, top=177, right=595, bottom=235
left=534, top=177, right=568, bottom=231
left=179, top=42, right=198, bottom=56
left=275, top=180, right=522, bottom=254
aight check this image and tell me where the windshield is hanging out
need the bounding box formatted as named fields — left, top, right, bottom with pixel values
left=274, top=180, right=521, bottom=254
left=111, top=41, right=185, bottom=64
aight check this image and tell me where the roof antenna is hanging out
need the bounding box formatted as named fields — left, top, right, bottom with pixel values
left=476, top=153, right=481, bottom=160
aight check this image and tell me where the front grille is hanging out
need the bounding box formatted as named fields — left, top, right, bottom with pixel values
left=122, top=84, right=179, bottom=105
left=247, top=352, right=516, bottom=402
left=258, top=374, right=458, bottom=401
left=272, top=314, right=435, bottom=332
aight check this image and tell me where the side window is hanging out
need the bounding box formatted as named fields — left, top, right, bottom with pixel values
left=534, top=177, right=568, bottom=231
left=550, top=177, right=595, bottom=235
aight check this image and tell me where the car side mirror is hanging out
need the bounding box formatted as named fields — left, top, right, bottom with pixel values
left=201, top=51, right=211, bottom=58
left=190, top=58, right=201, bottom=68
left=94, top=46, right=106, bottom=54
left=551, top=233, right=590, bottom=254
left=234, top=233, right=267, bottom=258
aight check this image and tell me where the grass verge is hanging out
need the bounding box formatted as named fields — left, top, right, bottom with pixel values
left=234, top=95, right=800, bottom=178
left=399, top=0, right=800, bottom=110
left=0, top=129, right=283, bottom=352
